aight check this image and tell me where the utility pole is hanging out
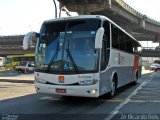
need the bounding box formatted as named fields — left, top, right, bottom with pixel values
left=53, top=0, right=57, bottom=18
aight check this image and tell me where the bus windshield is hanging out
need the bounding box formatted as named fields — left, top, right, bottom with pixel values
left=36, top=19, right=101, bottom=74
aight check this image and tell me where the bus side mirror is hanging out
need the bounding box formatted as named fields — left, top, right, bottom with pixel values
left=23, top=32, right=39, bottom=50
left=95, top=27, right=104, bottom=49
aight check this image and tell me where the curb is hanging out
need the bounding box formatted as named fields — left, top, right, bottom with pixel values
left=0, top=79, right=34, bottom=84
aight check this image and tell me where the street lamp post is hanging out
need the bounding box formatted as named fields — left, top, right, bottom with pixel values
left=53, top=0, right=57, bottom=18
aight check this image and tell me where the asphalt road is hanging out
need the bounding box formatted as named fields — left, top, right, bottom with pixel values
left=0, top=72, right=160, bottom=120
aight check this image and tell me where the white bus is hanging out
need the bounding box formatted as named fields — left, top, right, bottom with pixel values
left=0, top=57, right=5, bottom=67
left=23, top=15, right=142, bottom=98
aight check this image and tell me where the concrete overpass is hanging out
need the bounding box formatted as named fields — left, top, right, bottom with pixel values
left=142, top=49, right=160, bottom=57
left=0, top=35, right=35, bottom=56
left=1, top=0, right=160, bottom=57
left=0, top=48, right=35, bottom=56
left=58, top=0, right=160, bottom=43
left=0, top=35, right=160, bottom=57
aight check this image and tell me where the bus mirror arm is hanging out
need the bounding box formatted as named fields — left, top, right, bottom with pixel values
left=95, top=27, right=104, bottom=49
left=23, top=32, right=39, bottom=50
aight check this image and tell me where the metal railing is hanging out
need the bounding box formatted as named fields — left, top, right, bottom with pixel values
left=142, top=47, right=156, bottom=51
left=115, top=0, right=160, bottom=25
left=0, top=45, right=22, bottom=49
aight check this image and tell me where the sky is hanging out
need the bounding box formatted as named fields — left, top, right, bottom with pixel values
left=0, top=0, right=77, bottom=36
left=0, top=0, right=160, bottom=47
left=0, top=0, right=55, bottom=35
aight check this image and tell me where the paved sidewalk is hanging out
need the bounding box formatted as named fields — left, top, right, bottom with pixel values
left=0, top=74, right=34, bottom=83
left=142, top=69, right=153, bottom=74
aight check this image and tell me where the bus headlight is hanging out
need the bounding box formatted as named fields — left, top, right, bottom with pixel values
left=35, top=77, right=47, bottom=84
left=79, top=79, right=98, bottom=85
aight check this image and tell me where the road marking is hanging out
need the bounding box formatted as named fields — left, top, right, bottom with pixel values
left=104, top=72, right=156, bottom=120
left=104, top=79, right=149, bottom=120
left=149, top=72, right=156, bottom=80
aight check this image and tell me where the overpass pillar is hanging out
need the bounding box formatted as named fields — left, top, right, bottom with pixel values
left=140, top=15, right=147, bottom=28
left=155, top=35, right=160, bottom=46
left=152, top=35, right=160, bottom=46
left=104, top=0, right=112, bottom=8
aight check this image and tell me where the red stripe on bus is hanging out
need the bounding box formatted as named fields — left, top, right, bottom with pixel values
left=133, top=55, right=139, bottom=74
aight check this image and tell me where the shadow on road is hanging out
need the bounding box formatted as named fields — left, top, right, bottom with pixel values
left=0, top=93, right=110, bottom=120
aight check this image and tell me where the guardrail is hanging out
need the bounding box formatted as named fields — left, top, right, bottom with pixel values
left=115, top=0, right=160, bottom=25
left=0, top=45, right=22, bottom=49
left=0, top=45, right=35, bottom=50
left=142, top=47, right=157, bottom=52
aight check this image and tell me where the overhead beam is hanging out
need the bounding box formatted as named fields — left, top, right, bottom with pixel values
left=0, top=49, right=35, bottom=55
left=141, top=50, right=160, bottom=57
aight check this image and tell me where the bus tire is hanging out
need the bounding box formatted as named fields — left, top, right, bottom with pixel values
left=108, top=76, right=117, bottom=98
left=132, top=72, right=138, bottom=85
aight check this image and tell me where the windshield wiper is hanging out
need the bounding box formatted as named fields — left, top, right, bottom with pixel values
left=66, top=48, right=79, bottom=73
left=47, top=42, right=59, bottom=71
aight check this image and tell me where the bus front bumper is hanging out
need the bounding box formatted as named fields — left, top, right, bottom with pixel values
left=35, top=82, right=99, bottom=98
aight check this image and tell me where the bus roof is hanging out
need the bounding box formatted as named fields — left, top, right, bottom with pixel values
left=44, top=15, right=141, bottom=46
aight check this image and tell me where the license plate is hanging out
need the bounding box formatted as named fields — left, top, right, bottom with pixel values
left=56, top=88, right=66, bottom=93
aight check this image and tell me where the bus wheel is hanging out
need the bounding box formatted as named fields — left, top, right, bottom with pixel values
left=108, top=78, right=116, bottom=98
left=132, top=72, right=138, bottom=85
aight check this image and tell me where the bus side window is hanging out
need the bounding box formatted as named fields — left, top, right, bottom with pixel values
left=103, top=21, right=110, bottom=48
left=101, top=39, right=107, bottom=70
left=125, top=35, right=133, bottom=53
left=101, top=21, right=110, bottom=70
left=112, top=25, right=119, bottom=49
left=119, top=30, right=126, bottom=51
